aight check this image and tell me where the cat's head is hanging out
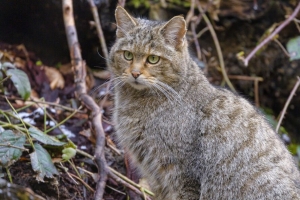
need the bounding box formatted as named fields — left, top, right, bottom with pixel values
left=109, top=6, right=188, bottom=91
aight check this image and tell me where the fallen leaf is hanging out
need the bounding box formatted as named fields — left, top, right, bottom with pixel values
left=43, top=66, right=65, bottom=89
left=0, top=130, right=26, bottom=167
left=29, top=127, right=66, bottom=146
left=30, top=143, right=59, bottom=182
left=6, top=68, right=31, bottom=100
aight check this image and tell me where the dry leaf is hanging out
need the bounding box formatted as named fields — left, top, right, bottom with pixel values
left=43, top=66, right=65, bottom=89
left=14, top=57, right=26, bottom=69
left=15, top=99, right=24, bottom=106
left=30, top=89, right=40, bottom=101
left=79, top=129, right=96, bottom=144
left=58, top=63, right=72, bottom=75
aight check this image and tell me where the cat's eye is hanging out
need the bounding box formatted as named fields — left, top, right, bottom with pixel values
left=147, top=55, right=160, bottom=64
left=124, top=51, right=133, bottom=61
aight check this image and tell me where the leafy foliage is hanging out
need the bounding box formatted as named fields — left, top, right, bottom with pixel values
left=0, top=130, right=26, bottom=167
left=30, top=143, right=59, bottom=182
left=29, top=127, right=66, bottom=146
left=287, top=36, right=300, bottom=61
left=0, top=61, right=31, bottom=100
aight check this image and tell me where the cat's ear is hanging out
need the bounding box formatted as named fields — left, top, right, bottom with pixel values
left=160, top=16, right=187, bottom=49
left=115, top=6, right=137, bottom=38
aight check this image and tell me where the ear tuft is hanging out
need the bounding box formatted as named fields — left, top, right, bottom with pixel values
left=115, top=6, right=137, bottom=38
left=160, top=16, right=187, bottom=49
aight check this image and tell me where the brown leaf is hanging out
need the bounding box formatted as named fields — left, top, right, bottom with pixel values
left=43, top=66, right=65, bottom=90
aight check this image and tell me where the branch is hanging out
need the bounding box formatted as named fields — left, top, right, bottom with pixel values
left=243, top=1, right=300, bottom=66
left=276, top=76, right=300, bottom=133
left=87, top=0, right=109, bottom=60
left=196, top=0, right=236, bottom=92
left=62, top=1, right=107, bottom=199
left=76, top=149, right=154, bottom=199
left=117, top=0, right=126, bottom=7
left=191, top=21, right=202, bottom=60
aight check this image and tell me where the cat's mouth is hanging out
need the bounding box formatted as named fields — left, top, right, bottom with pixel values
left=128, top=79, right=148, bottom=90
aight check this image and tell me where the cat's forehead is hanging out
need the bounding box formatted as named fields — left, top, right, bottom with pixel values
left=117, top=18, right=166, bottom=52
left=136, top=18, right=162, bottom=27
left=130, top=18, right=162, bottom=38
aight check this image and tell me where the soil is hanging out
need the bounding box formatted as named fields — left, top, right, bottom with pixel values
left=0, top=0, right=299, bottom=199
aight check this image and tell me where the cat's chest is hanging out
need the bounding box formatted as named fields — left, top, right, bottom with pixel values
left=116, top=99, right=167, bottom=132
left=115, top=97, right=197, bottom=145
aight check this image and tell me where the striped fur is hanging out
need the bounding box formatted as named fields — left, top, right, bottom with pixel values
left=108, top=6, right=300, bottom=200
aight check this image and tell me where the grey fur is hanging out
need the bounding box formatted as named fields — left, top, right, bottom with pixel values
left=108, top=6, right=300, bottom=200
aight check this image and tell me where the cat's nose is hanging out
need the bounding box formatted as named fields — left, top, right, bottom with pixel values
left=131, top=71, right=141, bottom=79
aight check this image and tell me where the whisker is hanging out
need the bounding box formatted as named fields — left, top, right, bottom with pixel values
left=151, top=82, right=180, bottom=105
left=154, top=80, right=183, bottom=105
left=110, top=77, right=127, bottom=91
left=89, top=76, right=122, bottom=96
left=97, top=48, right=111, bottom=62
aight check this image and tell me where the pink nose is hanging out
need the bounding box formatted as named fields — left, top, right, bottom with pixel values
left=131, top=71, right=141, bottom=79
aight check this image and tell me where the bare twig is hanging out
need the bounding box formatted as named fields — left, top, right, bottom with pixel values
left=294, top=18, right=300, bottom=23
left=1, top=95, right=85, bottom=113
left=273, top=38, right=291, bottom=58
left=58, top=163, right=79, bottom=185
left=196, top=26, right=209, bottom=38
left=196, top=0, right=236, bottom=92
left=70, top=173, right=95, bottom=192
left=108, top=170, right=153, bottom=200
left=228, top=75, right=263, bottom=82
left=109, top=167, right=154, bottom=197
left=118, top=0, right=126, bottom=7
left=276, top=77, right=300, bottom=133
left=243, top=1, right=300, bottom=66
left=0, top=75, right=11, bottom=84
left=62, top=1, right=107, bottom=199
left=191, top=21, right=202, bottom=60
left=185, top=0, right=195, bottom=26
left=87, top=0, right=109, bottom=60
left=76, top=149, right=154, bottom=198
left=293, top=19, right=300, bottom=32
left=44, top=106, right=82, bottom=134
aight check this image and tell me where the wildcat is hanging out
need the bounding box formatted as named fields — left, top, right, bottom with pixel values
left=108, top=6, right=300, bottom=200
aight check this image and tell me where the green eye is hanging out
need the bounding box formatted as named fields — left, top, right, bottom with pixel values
left=124, top=51, right=133, bottom=61
left=147, top=55, right=160, bottom=64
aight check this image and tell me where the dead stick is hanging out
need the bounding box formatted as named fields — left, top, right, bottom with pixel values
left=191, top=21, right=202, bottom=60
left=87, top=0, right=109, bottom=60
left=185, top=0, right=195, bottom=27
left=196, top=0, right=236, bottom=92
left=243, top=2, right=300, bottom=66
left=118, top=0, right=126, bottom=7
left=108, top=170, right=152, bottom=200
left=228, top=75, right=263, bottom=82
left=276, top=76, right=300, bottom=133
left=62, top=1, right=107, bottom=199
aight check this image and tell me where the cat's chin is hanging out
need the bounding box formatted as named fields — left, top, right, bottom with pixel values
left=128, top=82, right=148, bottom=90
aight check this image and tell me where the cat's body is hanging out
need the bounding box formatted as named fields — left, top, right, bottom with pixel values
left=109, top=6, right=300, bottom=200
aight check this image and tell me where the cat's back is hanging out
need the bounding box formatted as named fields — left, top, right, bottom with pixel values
left=197, top=88, right=300, bottom=199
